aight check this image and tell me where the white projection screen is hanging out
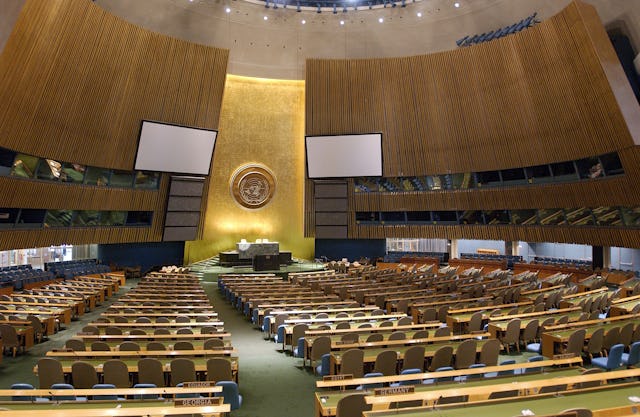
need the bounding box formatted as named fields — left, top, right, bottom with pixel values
left=134, top=121, right=217, bottom=175
left=305, top=133, right=383, bottom=178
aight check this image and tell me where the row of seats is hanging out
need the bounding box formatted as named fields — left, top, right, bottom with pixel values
left=45, top=259, right=110, bottom=279
left=0, top=268, right=55, bottom=290
left=532, top=256, right=593, bottom=268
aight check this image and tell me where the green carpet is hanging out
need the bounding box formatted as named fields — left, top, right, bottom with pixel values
left=202, top=280, right=318, bottom=417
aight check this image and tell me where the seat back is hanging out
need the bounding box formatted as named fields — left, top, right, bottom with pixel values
left=428, top=345, right=453, bottom=371
left=454, top=339, right=477, bottom=369
left=37, top=358, right=65, bottom=389
left=207, top=357, right=233, bottom=382
left=566, top=329, right=586, bottom=356
left=336, top=393, right=370, bottom=417
left=50, top=383, right=76, bottom=401
left=171, top=358, right=196, bottom=386
left=479, top=338, right=501, bottom=366
left=103, top=359, right=130, bottom=388
left=341, top=349, right=364, bottom=378
left=65, top=338, right=86, bottom=351
left=71, top=361, right=99, bottom=388
left=10, top=383, right=35, bottom=401
left=91, top=383, right=118, bottom=400
left=215, top=381, right=242, bottom=410
left=402, top=345, right=425, bottom=371
left=138, top=358, right=165, bottom=387
left=374, top=350, right=398, bottom=376
left=119, top=341, right=140, bottom=351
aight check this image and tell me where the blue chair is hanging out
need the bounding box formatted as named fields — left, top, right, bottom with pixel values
left=50, top=383, right=81, bottom=401
left=215, top=381, right=242, bottom=410
left=592, top=344, right=624, bottom=370
left=132, top=383, right=160, bottom=400
left=316, top=353, right=331, bottom=376
left=424, top=366, right=454, bottom=384
left=523, top=355, right=545, bottom=374
left=10, top=383, right=45, bottom=402
left=622, top=341, right=640, bottom=366
left=274, top=325, right=286, bottom=344
left=294, top=337, right=305, bottom=358
left=91, top=383, right=122, bottom=400
left=262, top=316, right=273, bottom=334
left=357, top=372, right=384, bottom=390
left=485, top=359, right=516, bottom=377
left=390, top=368, right=421, bottom=386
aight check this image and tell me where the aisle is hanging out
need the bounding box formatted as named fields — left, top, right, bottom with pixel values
left=202, top=280, right=317, bottom=417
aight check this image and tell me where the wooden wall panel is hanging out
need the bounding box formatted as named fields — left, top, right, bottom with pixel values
left=305, top=1, right=634, bottom=177
left=0, top=0, right=228, bottom=249
left=0, top=0, right=228, bottom=170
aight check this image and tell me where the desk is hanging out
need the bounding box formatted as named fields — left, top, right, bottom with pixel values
left=88, top=321, right=224, bottom=330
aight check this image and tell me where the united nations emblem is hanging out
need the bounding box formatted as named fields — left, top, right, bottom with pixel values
left=230, top=164, right=276, bottom=209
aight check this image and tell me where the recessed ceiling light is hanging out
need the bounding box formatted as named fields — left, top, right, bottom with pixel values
left=378, top=17, right=383, bottom=23
left=301, top=19, right=306, bottom=24
left=225, top=7, right=231, bottom=13
left=340, top=20, right=344, bottom=25
left=454, top=2, right=460, bottom=7
left=417, top=12, right=422, bottom=17
left=264, top=15, right=268, bottom=20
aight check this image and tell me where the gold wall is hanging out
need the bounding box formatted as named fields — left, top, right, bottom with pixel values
left=185, top=75, right=314, bottom=263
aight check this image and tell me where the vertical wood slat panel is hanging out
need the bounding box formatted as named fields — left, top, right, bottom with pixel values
left=304, top=2, right=634, bottom=177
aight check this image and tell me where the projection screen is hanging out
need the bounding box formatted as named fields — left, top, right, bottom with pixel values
left=134, top=121, right=217, bottom=175
left=305, top=133, right=383, bottom=178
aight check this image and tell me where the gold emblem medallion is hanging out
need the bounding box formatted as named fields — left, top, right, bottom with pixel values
left=230, top=164, right=276, bottom=209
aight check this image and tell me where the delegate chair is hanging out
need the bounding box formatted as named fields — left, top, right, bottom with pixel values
left=91, top=341, right=111, bottom=351
left=602, top=327, right=621, bottom=355
left=174, top=341, right=195, bottom=350
left=468, top=311, right=484, bottom=333
left=583, top=327, right=605, bottom=361
left=71, top=361, right=99, bottom=388
left=592, top=343, right=624, bottom=370
left=366, top=333, right=383, bottom=343
left=50, top=383, right=79, bottom=401
left=402, top=345, right=426, bottom=372
left=428, top=345, right=453, bottom=372
left=502, top=319, right=521, bottom=353
left=103, top=359, right=130, bottom=388
left=37, top=357, right=65, bottom=389
left=622, top=341, right=640, bottom=367
left=311, top=336, right=331, bottom=371
left=479, top=338, right=501, bottom=366
left=0, top=324, right=23, bottom=357
left=454, top=339, right=477, bottom=370
left=146, top=341, right=166, bottom=351
left=138, top=358, right=166, bottom=387
left=565, top=329, right=586, bottom=357
left=341, top=349, right=365, bottom=378
left=434, top=326, right=451, bottom=337
left=204, top=338, right=225, bottom=349
left=374, top=350, right=398, bottom=376
left=65, top=338, right=86, bottom=351
left=207, top=357, right=233, bottom=382
left=388, top=331, right=406, bottom=341
left=170, top=358, right=196, bottom=385
left=119, top=341, right=141, bottom=351
left=358, top=372, right=383, bottom=390
left=91, top=383, right=122, bottom=400
left=336, top=393, right=370, bottom=417
left=216, top=381, right=242, bottom=410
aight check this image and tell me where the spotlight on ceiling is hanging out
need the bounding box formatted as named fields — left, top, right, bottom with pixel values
left=225, top=6, right=231, bottom=13
left=454, top=2, right=460, bottom=7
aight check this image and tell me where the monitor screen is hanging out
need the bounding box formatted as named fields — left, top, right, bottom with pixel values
left=305, top=133, right=383, bottom=178
left=134, top=120, right=217, bottom=175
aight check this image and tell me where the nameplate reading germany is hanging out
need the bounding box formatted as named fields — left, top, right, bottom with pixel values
left=176, top=397, right=223, bottom=407
left=374, top=386, right=415, bottom=396
left=184, top=381, right=216, bottom=388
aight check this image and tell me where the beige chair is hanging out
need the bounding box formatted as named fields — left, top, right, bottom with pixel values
left=358, top=323, right=373, bottom=329
left=176, top=316, right=191, bottom=323
left=373, top=350, right=398, bottom=376
left=291, top=323, right=309, bottom=350
left=206, top=357, right=233, bottom=382
left=114, top=316, right=128, bottom=323
left=421, top=308, right=437, bottom=322
left=146, top=341, right=166, bottom=351
left=565, top=328, right=586, bottom=356
left=204, top=338, right=225, bottom=349
left=27, top=315, right=47, bottom=343
left=413, top=330, right=429, bottom=339
left=81, top=325, right=99, bottom=335
left=105, top=326, right=123, bottom=335
left=71, top=361, right=99, bottom=388
left=502, top=319, right=521, bottom=353
left=310, top=336, right=331, bottom=371
left=560, top=409, right=593, bottom=417
left=520, top=319, right=539, bottom=348
left=156, top=317, right=171, bottom=323
left=138, top=358, right=165, bottom=387
left=176, top=327, right=193, bottom=335
left=619, top=322, right=635, bottom=347
left=602, top=326, right=621, bottom=355
left=90, top=341, right=111, bottom=351
left=388, top=331, right=406, bottom=341
left=336, top=322, right=351, bottom=330
left=154, top=328, right=171, bottom=335
left=584, top=327, right=604, bottom=360
left=336, top=312, right=349, bottom=318
left=479, top=338, right=501, bottom=366
left=340, top=333, right=359, bottom=344
left=103, top=359, right=131, bottom=388
left=467, top=311, right=484, bottom=333
left=434, top=326, right=451, bottom=337
left=174, top=341, right=194, bottom=350
left=397, top=316, right=413, bottom=326
left=130, top=329, right=147, bottom=335
left=402, top=345, right=425, bottom=371
left=0, top=324, right=25, bottom=357
left=428, top=345, right=453, bottom=372
left=366, top=333, right=383, bottom=343
left=378, top=320, right=394, bottom=328
left=336, top=393, right=371, bottom=417
left=170, top=358, right=196, bottom=386
left=135, top=317, right=151, bottom=323
left=119, top=341, right=140, bottom=351
left=454, top=339, right=477, bottom=369
left=65, top=338, right=86, bottom=351
left=200, top=326, right=218, bottom=334
left=95, top=317, right=111, bottom=323
left=340, top=349, right=364, bottom=378
left=37, top=358, right=65, bottom=389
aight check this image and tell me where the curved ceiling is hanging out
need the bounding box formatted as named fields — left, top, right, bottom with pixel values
left=93, top=0, right=640, bottom=78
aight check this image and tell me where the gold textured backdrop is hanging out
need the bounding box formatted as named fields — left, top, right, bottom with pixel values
left=185, top=75, right=314, bottom=263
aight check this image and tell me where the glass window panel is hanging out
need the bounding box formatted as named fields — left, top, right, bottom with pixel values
left=432, top=211, right=458, bottom=224
left=425, top=176, right=441, bottom=191
left=550, top=161, right=577, bottom=181
left=125, top=211, right=153, bottom=226
left=71, top=210, right=101, bottom=227
left=600, top=152, right=623, bottom=176
left=356, top=212, right=379, bottom=222
left=15, top=209, right=46, bottom=229
left=134, top=171, right=160, bottom=189
left=110, top=170, right=135, bottom=188
left=575, top=157, right=602, bottom=179
left=44, top=210, right=73, bottom=228
left=406, top=211, right=430, bottom=222
left=10, top=154, right=39, bottom=178
left=0, top=208, right=19, bottom=229
left=525, top=164, right=552, bottom=184
left=451, top=173, right=472, bottom=190
left=565, top=207, right=595, bottom=226
left=510, top=209, right=538, bottom=225
left=84, top=166, right=110, bottom=186
left=501, top=168, right=527, bottom=185
left=99, top=211, right=126, bottom=226
left=483, top=210, right=510, bottom=225
left=621, top=207, right=640, bottom=227
left=35, top=159, right=63, bottom=181
left=381, top=212, right=405, bottom=223
left=459, top=210, right=484, bottom=225
left=0, top=148, right=17, bottom=176
left=60, top=163, right=86, bottom=183
left=538, top=209, right=566, bottom=226
left=592, top=206, right=623, bottom=226
left=476, top=171, right=501, bottom=187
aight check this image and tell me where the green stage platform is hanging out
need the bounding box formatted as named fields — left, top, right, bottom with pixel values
left=189, top=259, right=326, bottom=282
